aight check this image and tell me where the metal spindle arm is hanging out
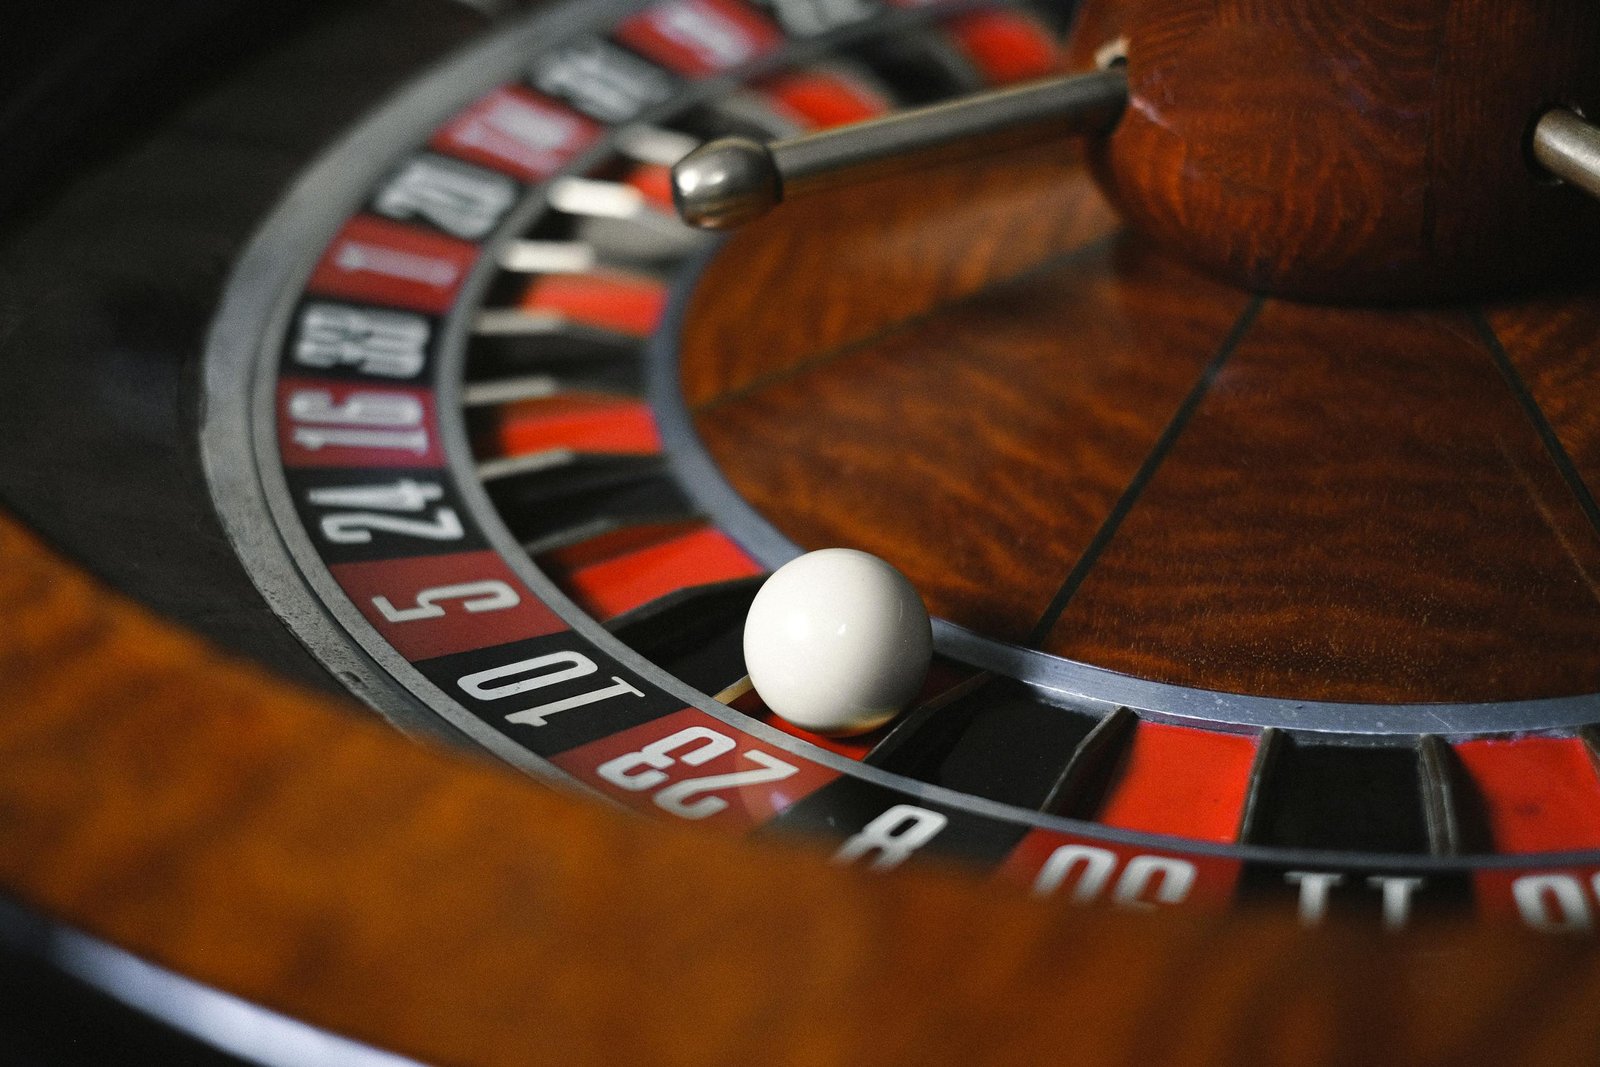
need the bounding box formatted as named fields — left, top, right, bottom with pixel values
left=671, top=67, right=1129, bottom=230
left=1533, top=109, right=1600, bottom=203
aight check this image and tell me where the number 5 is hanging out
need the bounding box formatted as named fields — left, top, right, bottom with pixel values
left=372, top=579, right=520, bottom=622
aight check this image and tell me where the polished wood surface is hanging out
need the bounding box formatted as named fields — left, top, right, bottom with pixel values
left=12, top=3, right=1600, bottom=1060
left=679, top=136, right=1117, bottom=406
left=8, top=511, right=1600, bottom=1065
left=684, top=156, right=1600, bottom=702
left=1066, top=0, right=1600, bottom=302
left=1043, top=300, right=1600, bottom=701
left=695, top=235, right=1249, bottom=645
left=1486, top=275, right=1600, bottom=496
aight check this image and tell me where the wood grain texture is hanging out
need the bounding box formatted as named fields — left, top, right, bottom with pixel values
left=691, top=197, right=1600, bottom=701
left=9, top=513, right=1600, bottom=1064
left=1484, top=274, right=1600, bottom=498
left=678, top=135, right=1119, bottom=406
left=1066, top=0, right=1600, bottom=302
left=1042, top=299, right=1600, bottom=702
left=692, top=235, right=1250, bottom=642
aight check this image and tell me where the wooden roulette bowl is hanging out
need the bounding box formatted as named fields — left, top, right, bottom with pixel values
left=5, top=0, right=1600, bottom=1061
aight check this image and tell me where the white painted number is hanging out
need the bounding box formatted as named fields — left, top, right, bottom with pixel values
left=308, top=478, right=462, bottom=545
left=1512, top=872, right=1600, bottom=933
left=295, top=303, right=429, bottom=379
left=767, top=0, right=874, bottom=37
left=333, top=240, right=459, bottom=287
left=599, top=726, right=733, bottom=789
left=458, top=651, right=644, bottom=727
left=1284, top=871, right=1343, bottom=926
left=459, top=95, right=587, bottom=166
left=650, top=0, right=762, bottom=68
left=596, top=726, right=799, bottom=820
left=832, top=805, right=947, bottom=870
left=372, top=579, right=520, bottom=623
left=289, top=388, right=429, bottom=455
left=1282, top=871, right=1427, bottom=929
left=1031, top=844, right=1197, bottom=909
left=373, top=154, right=516, bottom=239
left=528, top=39, right=677, bottom=123
left=1368, top=875, right=1424, bottom=930
left=653, top=754, right=794, bottom=819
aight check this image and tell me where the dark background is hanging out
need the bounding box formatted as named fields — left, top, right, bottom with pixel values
left=0, top=1, right=495, bottom=1060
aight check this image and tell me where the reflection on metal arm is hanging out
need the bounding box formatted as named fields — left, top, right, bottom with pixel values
left=1533, top=109, right=1600, bottom=202
left=671, top=68, right=1129, bottom=229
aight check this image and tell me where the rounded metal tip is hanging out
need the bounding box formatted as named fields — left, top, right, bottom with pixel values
left=671, top=137, right=783, bottom=229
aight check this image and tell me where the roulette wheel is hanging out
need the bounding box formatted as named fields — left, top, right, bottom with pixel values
left=7, top=0, right=1600, bottom=1061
